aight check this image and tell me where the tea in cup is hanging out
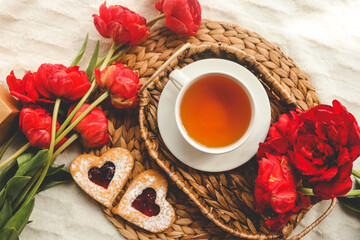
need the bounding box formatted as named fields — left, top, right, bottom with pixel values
left=169, top=67, right=255, bottom=154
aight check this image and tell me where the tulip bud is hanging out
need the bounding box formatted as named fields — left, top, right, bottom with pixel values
left=20, top=105, right=66, bottom=149
left=69, top=104, right=109, bottom=148
left=254, top=153, right=311, bottom=230
left=35, top=64, right=91, bottom=101
left=93, top=2, right=150, bottom=46
left=94, top=63, right=141, bottom=109
left=155, top=0, right=201, bottom=36
left=6, top=70, right=52, bottom=104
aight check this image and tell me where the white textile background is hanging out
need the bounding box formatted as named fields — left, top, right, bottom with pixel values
left=0, top=0, right=359, bottom=239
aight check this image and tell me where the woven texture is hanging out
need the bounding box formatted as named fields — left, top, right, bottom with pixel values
left=89, top=111, right=237, bottom=239
left=89, top=20, right=334, bottom=240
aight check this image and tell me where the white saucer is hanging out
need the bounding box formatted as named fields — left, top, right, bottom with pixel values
left=157, top=59, right=271, bottom=172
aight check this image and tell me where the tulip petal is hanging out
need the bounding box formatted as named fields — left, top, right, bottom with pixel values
left=35, top=63, right=89, bottom=101
left=6, top=70, right=50, bottom=104
left=20, top=105, right=66, bottom=149
left=265, top=212, right=293, bottom=230
left=157, top=0, right=201, bottom=36
left=313, top=162, right=353, bottom=199
left=271, top=181, right=297, bottom=214
left=69, top=104, right=109, bottom=148
left=93, top=2, right=149, bottom=45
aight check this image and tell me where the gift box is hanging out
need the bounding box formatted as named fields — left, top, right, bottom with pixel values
left=0, top=85, right=20, bottom=145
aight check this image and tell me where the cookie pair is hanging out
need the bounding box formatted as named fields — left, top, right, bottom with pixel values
left=70, top=148, right=175, bottom=233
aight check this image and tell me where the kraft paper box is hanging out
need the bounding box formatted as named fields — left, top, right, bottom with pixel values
left=0, top=85, right=20, bottom=145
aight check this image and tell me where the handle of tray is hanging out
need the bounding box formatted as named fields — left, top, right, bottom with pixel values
left=139, top=42, right=192, bottom=93
left=286, top=198, right=336, bottom=240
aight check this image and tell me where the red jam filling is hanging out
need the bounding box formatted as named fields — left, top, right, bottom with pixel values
left=131, top=188, right=160, bottom=217
left=88, top=162, right=115, bottom=189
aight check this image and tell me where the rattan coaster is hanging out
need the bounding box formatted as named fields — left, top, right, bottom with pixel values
left=89, top=20, right=335, bottom=240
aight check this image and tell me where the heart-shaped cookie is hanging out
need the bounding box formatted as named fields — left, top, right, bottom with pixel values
left=70, top=148, right=134, bottom=208
left=112, top=169, right=176, bottom=233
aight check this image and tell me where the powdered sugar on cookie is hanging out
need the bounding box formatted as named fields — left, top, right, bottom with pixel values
left=70, top=148, right=134, bottom=208
left=112, top=169, right=176, bottom=233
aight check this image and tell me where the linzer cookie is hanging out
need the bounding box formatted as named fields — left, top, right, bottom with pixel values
left=70, top=148, right=134, bottom=208
left=112, top=169, right=176, bottom=233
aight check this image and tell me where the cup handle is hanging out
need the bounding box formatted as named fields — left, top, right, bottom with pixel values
left=169, top=69, right=191, bottom=90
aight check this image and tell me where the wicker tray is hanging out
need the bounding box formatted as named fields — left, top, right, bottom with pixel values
left=90, top=20, right=336, bottom=239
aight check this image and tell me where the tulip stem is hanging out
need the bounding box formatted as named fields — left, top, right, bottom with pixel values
left=96, top=43, right=124, bottom=68
left=109, top=45, right=132, bottom=65
left=146, top=13, right=165, bottom=28
left=100, top=42, right=118, bottom=71
left=54, top=91, right=109, bottom=146
left=96, top=55, right=106, bottom=68
left=300, top=187, right=313, bottom=196
left=51, top=133, right=79, bottom=163
left=0, top=142, right=31, bottom=170
left=352, top=169, right=360, bottom=179
left=56, top=81, right=97, bottom=137
left=300, top=187, right=360, bottom=197
left=56, top=42, right=116, bottom=144
left=0, top=130, right=20, bottom=160
left=22, top=98, right=61, bottom=207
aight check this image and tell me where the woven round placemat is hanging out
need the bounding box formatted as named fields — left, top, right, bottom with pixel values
left=88, top=20, right=336, bottom=240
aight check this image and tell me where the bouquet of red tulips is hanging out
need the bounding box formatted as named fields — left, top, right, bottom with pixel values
left=0, top=0, right=201, bottom=238
left=254, top=100, right=360, bottom=230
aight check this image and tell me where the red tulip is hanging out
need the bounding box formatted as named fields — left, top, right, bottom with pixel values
left=6, top=70, right=52, bottom=104
left=93, top=2, right=150, bottom=46
left=254, top=100, right=360, bottom=229
left=254, top=153, right=311, bottom=230
left=94, top=63, right=141, bottom=109
left=155, top=0, right=201, bottom=36
left=69, top=104, right=109, bottom=148
left=20, top=105, right=66, bottom=149
left=254, top=154, right=298, bottom=215
left=290, top=100, right=360, bottom=199
left=35, top=64, right=91, bottom=101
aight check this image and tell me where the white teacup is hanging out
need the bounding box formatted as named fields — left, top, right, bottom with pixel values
left=169, top=64, right=256, bottom=155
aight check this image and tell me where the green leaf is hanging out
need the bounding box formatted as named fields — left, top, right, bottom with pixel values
left=355, top=177, right=360, bottom=189
left=39, top=169, right=72, bottom=193
left=344, top=194, right=360, bottom=198
left=85, top=40, right=100, bottom=81
left=0, top=188, right=6, bottom=208
left=338, top=197, right=360, bottom=213
left=57, top=105, right=68, bottom=120
left=352, top=169, right=360, bottom=179
left=15, top=150, right=48, bottom=177
left=4, top=198, right=34, bottom=234
left=0, top=161, right=17, bottom=190
left=0, top=199, right=12, bottom=228
left=46, top=164, right=65, bottom=177
left=16, top=153, right=34, bottom=168
left=6, top=176, right=31, bottom=204
left=71, top=33, right=89, bottom=67
left=0, top=227, right=19, bottom=240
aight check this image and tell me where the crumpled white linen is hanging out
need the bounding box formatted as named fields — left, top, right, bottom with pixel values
left=0, top=0, right=359, bottom=239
